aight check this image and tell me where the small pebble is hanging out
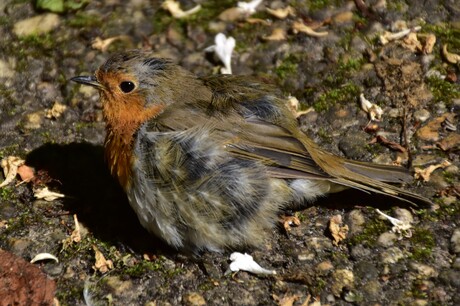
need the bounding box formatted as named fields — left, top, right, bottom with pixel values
left=377, top=232, right=397, bottom=247
left=414, top=109, right=431, bottom=122
left=347, top=209, right=365, bottom=235
left=451, top=229, right=460, bottom=254
left=331, top=269, right=354, bottom=297
left=13, top=13, right=61, bottom=37
left=381, top=246, right=405, bottom=263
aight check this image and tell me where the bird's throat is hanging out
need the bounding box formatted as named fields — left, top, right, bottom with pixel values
left=102, top=101, right=165, bottom=190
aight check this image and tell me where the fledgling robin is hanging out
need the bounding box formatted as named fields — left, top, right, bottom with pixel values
left=72, top=50, right=429, bottom=252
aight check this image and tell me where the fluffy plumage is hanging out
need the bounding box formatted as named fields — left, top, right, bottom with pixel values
left=72, top=50, right=430, bottom=252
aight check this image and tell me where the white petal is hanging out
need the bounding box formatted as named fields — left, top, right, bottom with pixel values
left=30, top=253, right=59, bottom=263
left=229, top=252, right=276, bottom=275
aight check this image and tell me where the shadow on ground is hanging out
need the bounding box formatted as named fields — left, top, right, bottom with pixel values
left=25, top=142, right=174, bottom=255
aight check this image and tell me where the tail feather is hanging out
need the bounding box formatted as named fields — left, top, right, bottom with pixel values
left=342, top=159, right=413, bottom=183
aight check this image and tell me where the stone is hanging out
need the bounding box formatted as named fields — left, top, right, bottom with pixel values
left=13, top=13, right=61, bottom=37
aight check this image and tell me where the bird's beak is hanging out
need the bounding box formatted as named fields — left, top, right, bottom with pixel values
left=71, top=75, right=103, bottom=89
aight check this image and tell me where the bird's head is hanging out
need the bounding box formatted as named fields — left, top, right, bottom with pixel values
left=72, top=50, right=209, bottom=135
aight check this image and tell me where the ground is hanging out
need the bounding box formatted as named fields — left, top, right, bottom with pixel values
left=0, top=0, right=459, bottom=305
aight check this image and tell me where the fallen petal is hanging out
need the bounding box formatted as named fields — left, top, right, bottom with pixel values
left=360, top=94, right=383, bottom=121
left=34, top=187, right=65, bottom=201
left=237, top=0, right=263, bottom=15
left=30, top=253, right=59, bottom=264
left=162, top=0, right=201, bottom=19
left=229, top=252, right=276, bottom=275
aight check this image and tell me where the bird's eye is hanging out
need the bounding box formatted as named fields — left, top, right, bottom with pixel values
left=119, top=81, right=135, bottom=93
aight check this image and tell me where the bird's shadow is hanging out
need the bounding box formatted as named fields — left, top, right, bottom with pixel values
left=25, top=142, right=174, bottom=255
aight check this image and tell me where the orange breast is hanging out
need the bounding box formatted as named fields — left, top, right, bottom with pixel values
left=105, top=130, right=135, bottom=191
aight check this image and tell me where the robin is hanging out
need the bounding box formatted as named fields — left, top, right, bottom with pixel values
left=72, top=50, right=429, bottom=252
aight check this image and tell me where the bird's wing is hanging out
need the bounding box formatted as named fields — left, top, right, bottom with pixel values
left=149, top=74, right=431, bottom=205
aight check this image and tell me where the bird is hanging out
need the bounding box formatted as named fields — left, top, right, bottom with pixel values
left=71, top=50, right=430, bottom=252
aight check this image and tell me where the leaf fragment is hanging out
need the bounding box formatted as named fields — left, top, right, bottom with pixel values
left=0, top=156, right=25, bottom=188
left=292, top=20, right=328, bottom=37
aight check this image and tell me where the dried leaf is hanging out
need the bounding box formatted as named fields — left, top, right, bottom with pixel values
left=262, top=28, right=286, bottom=41
left=436, top=133, right=460, bottom=151
left=292, top=20, right=328, bottom=37
left=34, top=187, right=65, bottom=201
left=218, top=7, right=245, bottom=21
left=92, top=35, right=132, bottom=52
left=272, top=293, right=300, bottom=306
left=62, top=214, right=82, bottom=250
left=246, top=18, right=271, bottom=25
left=442, top=44, right=460, bottom=64
left=281, top=214, right=301, bottom=232
left=92, top=245, right=113, bottom=273
left=45, top=101, right=67, bottom=119
left=0, top=249, right=56, bottom=305
left=371, top=135, right=407, bottom=153
left=414, top=160, right=451, bottom=182
left=401, top=32, right=422, bottom=52
left=379, top=26, right=421, bottom=45
left=161, top=0, right=201, bottom=19
left=70, top=214, right=81, bottom=243
left=329, top=215, right=348, bottom=246
left=422, top=34, right=436, bottom=54
left=0, top=156, right=25, bottom=188
left=266, top=6, right=295, bottom=19
left=17, top=165, right=35, bottom=183
left=300, top=295, right=311, bottom=306
left=416, top=113, right=456, bottom=142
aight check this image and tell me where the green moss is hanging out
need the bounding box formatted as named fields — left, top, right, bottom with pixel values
left=198, top=281, right=215, bottom=291
left=275, top=54, right=300, bottom=79
left=123, top=259, right=163, bottom=277
left=0, top=16, right=10, bottom=26
left=317, top=127, right=334, bottom=143
left=386, top=0, right=407, bottom=12
left=409, top=228, right=435, bottom=261
left=0, top=144, right=20, bottom=159
left=0, top=187, right=15, bottom=201
left=18, top=33, right=56, bottom=50
left=414, top=209, right=438, bottom=222
left=67, top=11, right=102, bottom=28
left=310, top=277, right=327, bottom=296
left=426, top=76, right=460, bottom=108
left=423, top=23, right=460, bottom=49
left=188, top=0, right=238, bottom=23
left=166, top=267, right=184, bottom=277
left=313, top=83, right=360, bottom=112
left=55, top=281, right=84, bottom=304
left=433, top=198, right=460, bottom=219
left=409, top=280, right=429, bottom=299
left=443, top=171, right=456, bottom=184
left=348, top=217, right=387, bottom=247
left=308, top=0, right=339, bottom=11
